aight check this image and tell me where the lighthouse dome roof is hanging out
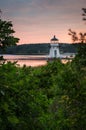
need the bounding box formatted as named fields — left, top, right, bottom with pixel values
left=51, top=35, right=59, bottom=41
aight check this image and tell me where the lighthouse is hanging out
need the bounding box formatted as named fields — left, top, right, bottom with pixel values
left=49, top=35, right=60, bottom=58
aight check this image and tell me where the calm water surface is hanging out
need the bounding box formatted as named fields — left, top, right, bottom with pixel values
left=1, top=54, right=47, bottom=67
left=8, top=59, right=47, bottom=67
left=1, top=54, right=70, bottom=67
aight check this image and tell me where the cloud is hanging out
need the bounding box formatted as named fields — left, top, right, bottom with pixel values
left=1, top=0, right=85, bottom=21
left=0, top=0, right=86, bottom=43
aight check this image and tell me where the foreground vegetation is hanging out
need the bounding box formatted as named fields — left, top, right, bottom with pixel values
left=0, top=51, right=86, bottom=130
left=0, top=9, right=86, bottom=130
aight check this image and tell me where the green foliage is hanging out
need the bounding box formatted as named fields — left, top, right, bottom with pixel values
left=52, top=63, right=86, bottom=129
left=0, top=62, right=51, bottom=130
left=0, top=58, right=86, bottom=130
left=73, top=43, right=86, bottom=68
left=0, top=19, right=19, bottom=51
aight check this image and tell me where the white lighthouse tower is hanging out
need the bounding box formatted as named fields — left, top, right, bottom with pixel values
left=49, top=35, right=60, bottom=58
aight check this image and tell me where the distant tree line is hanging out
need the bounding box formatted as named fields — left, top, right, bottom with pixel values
left=0, top=43, right=78, bottom=55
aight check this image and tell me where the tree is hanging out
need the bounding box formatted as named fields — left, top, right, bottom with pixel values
left=68, top=8, right=86, bottom=68
left=68, top=29, right=86, bottom=43
left=68, top=8, right=86, bottom=43
left=68, top=29, right=86, bottom=67
left=0, top=19, right=19, bottom=51
left=53, top=63, right=86, bottom=130
left=82, top=8, right=86, bottom=22
left=0, top=62, right=51, bottom=130
left=0, top=10, right=19, bottom=51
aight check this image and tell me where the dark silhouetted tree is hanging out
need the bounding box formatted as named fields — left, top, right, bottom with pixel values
left=82, top=8, right=86, bottom=22
left=68, top=9, right=86, bottom=67
left=68, top=29, right=86, bottom=43
left=0, top=10, right=19, bottom=51
left=0, top=19, right=19, bottom=50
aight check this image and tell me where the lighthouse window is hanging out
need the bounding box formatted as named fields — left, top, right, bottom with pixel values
left=54, top=50, right=57, bottom=57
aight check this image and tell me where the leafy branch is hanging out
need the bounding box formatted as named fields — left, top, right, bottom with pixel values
left=68, top=29, right=86, bottom=43
left=82, top=8, right=86, bottom=21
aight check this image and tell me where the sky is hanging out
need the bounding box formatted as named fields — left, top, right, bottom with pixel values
left=0, top=0, right=86, bottom=44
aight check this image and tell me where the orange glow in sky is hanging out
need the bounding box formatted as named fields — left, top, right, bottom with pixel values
left=1, top=0, right=86, bottom=44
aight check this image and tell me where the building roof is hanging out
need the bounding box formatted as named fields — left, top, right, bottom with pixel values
left=51, top=35, right=59, bottom=41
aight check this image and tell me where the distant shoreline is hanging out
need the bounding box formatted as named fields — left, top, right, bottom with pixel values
left=1, top=54, right=74, bottom=61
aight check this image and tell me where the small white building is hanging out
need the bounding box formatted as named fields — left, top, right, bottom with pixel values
left=49, top=35, right=60, bottom=58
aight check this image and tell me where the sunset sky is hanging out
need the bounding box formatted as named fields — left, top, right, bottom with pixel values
left=0, top=0, right=86, bottom=44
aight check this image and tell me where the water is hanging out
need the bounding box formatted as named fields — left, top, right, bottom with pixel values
left=1, top=54, right=47, bottom=67
left=0, top=54, right=73, bottom=67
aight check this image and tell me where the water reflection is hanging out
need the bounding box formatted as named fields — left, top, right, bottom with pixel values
left=1, top=54, right=71, bottom=67
left=1, top=55, right=47, bottom=67
left=6, top=59, right=47, bottom=67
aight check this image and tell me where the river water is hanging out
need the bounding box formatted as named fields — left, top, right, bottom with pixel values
left=0, top=54, right=72, bottom=67
left=0, top=54, right=48, bottom=67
